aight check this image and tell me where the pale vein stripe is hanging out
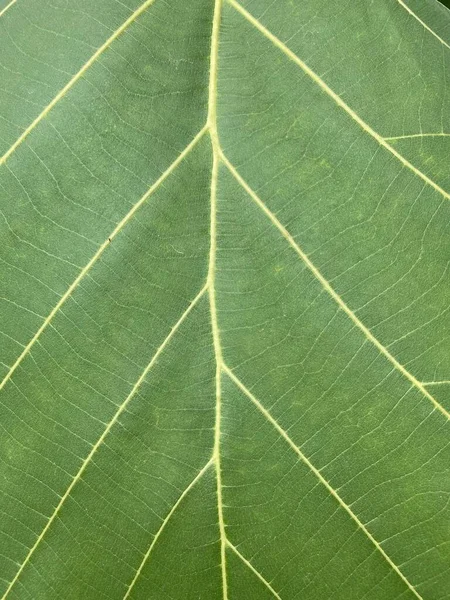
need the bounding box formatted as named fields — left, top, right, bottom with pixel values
left=123, top=458, right=214, bottom=600
left=422, top=380, right=450, bottom=385
left=0, top=0, right=158, bottom=165
left=220, top=152, right=450, bottom=421
left=396, top=0, right=450, bottom=51
left=0, top=0, right=16, bottom=18
left=385, top=132, right=450, bottom=141
left=222, top=364, right=424, bottom=600
left=208, top=0, right=228, bottom=597
left=226, top=541, right=282, bottom=599
left=227, top=0, right=450, bottom=202
left=0, top=126, right=207, bottom=392
left=1, top=283, right=208, bottom=600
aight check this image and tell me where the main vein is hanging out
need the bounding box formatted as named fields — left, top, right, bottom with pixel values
left=227, top=0, right=450, bottom=203
left=207, top=0, right=228, bottom=598
left=0, top=126, right=207, bottom=393
left=1, top=283, right=208, bottom=599
left=0, top=0, right=158, bottom=166
left=222, top=364, right=423, bottom=600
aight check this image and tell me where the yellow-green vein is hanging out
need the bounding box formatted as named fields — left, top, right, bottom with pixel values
left=0, top=127, right=207, bottom=391
left=227, top=541, right=282, bottom=599
left=0, top=0, right=17, bottom=18
left=123, top=458, right=214, bottom=600
left=1, top=283, right=208, bottom=599
left=207, top=0, right=228, bottom=597
left=385, top=132, right=450, bottom=141
left=396, top=0, right=450, bottom=51
left=219, top=151, right=450, bottom=421
left=227, top=0, right=450, bottom=203
left=0, top=0, right=158, bottom=166
left=222, top=363, right=423, bottom=600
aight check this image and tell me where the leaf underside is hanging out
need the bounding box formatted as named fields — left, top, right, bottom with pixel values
left=0, top=0, right=449, bottom=598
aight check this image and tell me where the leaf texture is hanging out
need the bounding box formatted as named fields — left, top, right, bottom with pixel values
left=0, top=0, right=449, bottom=598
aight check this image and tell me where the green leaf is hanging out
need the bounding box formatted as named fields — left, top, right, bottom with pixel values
left=0, top=0, right=449, bottom=598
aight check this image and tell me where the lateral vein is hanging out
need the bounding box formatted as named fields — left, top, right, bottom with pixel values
left=226, top=0, right=450, bottom=203
left=123, top=458, right=214, bottom=599
left=226, top=541, right=282, bottom=599
left=220, top=152, right=450, bottom=421
left=1, top=283, right=208, bottom=599
left=396, top=0, right=450, bottom=51
left=0, top=0, right=17, bottom=18
left=222, top=363, right=424, bottom=600
left=385, top=132, right=450, bottom=141
left=0, top=0, right=158, bottom=165
left=0, top=126, right=207, bottom=393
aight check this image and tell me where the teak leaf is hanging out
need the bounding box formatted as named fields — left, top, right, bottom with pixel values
left=0, top=0, right=449, bottom=598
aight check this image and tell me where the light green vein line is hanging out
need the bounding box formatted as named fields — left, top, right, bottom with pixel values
left=0, top=0, right=17, bottom=18
left=396, top=0, right=450, bottom=51
left=227, top=0, right=450, bottom=202
left=208, top=0, right=228, bottom=598
left=226, top=541, right=282, bottom=599
left=1, top=283, right=208, bottom=600
left=220, top=152, right=450, bottom=421
left=385, top=133, right=450, bottom=141
left=123, top=458, right=214, bottom=600
left=0, top=0, right=158, bottom=165
left=222, top=364, right=423, bottom=600
left=0, top=126, right=207, bottom=392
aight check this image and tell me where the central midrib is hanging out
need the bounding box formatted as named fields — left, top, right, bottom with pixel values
left=206, top=0, right=228, bottom=598
left=206, top=3, right=428, bottom=599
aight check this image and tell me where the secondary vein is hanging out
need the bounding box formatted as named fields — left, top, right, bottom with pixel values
left=0, top=0, right=17, bottom=18
left=123, top=458, right=214, bottom=600
left=220, top=151, right=450, bottom=421
left=227, top=541, right=282, bottom=599
left=0, top=283, right=208, bottom=599
left=222, top=363, right=424, bottom=600
left=385, top=132, right=450, bottom=141
left=227, top=0, right=450, bottom=203
left=0, top=126, right=207, bottom=393
left=396, top=0, right=450, bottom=51
left=0, top=0, right=158, bottom=166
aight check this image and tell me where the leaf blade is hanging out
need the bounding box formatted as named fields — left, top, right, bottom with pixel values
left=1, top=0, right=449, bottom=598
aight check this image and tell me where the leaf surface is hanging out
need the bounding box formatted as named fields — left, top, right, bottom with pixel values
left=0, top=0, right=449, bottom=598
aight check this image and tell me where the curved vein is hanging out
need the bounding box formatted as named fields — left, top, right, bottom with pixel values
left=0, top=0, right=158, bottom=166
left=0, top=0, right=17, bottom=18
left=222, top=363, right=423, bottom=600
left=0, top=126, right=207, bottom=393
left=396, top=0, right=450, bottom=51
left=123, top=458, right=214, bottom=600
left=220, top=151, right=450, bottom=421
left=226, top=541, right=282, bottom=599
left=227, top=0, right=450, bottom=202
left=1, top=283, right=208, bottom=599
